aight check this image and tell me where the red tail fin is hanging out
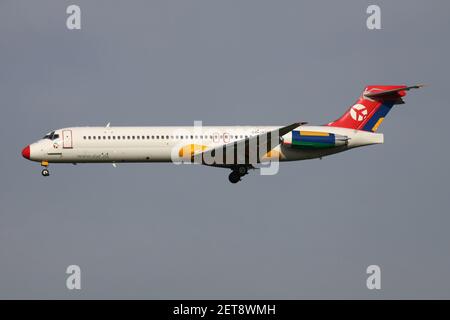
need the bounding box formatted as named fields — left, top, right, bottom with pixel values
left=327, top=85, right=422, bottom=132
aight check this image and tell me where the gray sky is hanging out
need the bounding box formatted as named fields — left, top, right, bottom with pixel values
left=1, top=0, right=449, bottom=298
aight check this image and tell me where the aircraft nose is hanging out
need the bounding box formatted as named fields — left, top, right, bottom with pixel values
left=21, top=145, right=30, bottom=159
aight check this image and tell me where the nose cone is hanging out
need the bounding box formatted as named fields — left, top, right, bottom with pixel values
left=21, top=145, right=30, bottom=159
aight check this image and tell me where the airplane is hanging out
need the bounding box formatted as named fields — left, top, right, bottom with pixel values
left=21, top=85, right=422, bottom=183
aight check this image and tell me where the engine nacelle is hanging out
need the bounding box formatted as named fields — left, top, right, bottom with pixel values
left=282, top=130, right=349, bottom=149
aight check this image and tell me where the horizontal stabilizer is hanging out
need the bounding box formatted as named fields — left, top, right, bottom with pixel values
left=363, top=84, right=424, bottom=104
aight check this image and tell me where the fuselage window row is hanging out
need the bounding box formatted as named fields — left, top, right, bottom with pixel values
left=82, top=134, right=249, bottom=141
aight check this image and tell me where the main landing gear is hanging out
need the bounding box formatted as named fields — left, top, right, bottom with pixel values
left=41, top=160, right=50, bottom=177
left=228, top=166, right=249, bottom=184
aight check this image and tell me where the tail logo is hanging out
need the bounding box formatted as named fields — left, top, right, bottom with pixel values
left=350, top=104, right=368, bottom=121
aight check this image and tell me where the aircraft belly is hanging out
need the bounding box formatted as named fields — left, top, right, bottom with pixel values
left=59, top=147, right=172, bottom=163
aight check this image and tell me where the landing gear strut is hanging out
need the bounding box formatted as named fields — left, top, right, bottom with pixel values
left=41, top=160, right=50, bottom=177
left=228, top=166, right=249, bottom=184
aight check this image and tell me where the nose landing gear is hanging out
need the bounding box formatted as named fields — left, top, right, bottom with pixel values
left=228, top=166, right=249, bottom=184
left=41, top=160, right=50, bottom=177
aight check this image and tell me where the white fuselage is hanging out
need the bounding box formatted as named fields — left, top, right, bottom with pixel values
left=25, top=125, right=383, bottom=165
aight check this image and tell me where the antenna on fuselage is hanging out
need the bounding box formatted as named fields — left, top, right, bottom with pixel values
left=106, top=122, right=111, bottom=127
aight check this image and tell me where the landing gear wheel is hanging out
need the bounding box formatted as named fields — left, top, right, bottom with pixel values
left=41, top=168, right=50, bottom=177
left=228, top=171, right=241, bottom=183
left=237, top=166, right=248, bottom=175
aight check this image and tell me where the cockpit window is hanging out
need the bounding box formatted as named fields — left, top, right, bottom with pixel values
left=43, top=131, right=54, bottom=139
left=42, top=131, right=60, bottom=140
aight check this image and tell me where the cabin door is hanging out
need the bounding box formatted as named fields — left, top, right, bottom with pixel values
left=62, top=130, right=73, bottom=149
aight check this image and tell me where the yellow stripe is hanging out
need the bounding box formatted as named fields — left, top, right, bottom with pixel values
left=300, top=131, right=329, bottom=136
left=372, top=117, right=384, bottom=132
left=262, top=150, right=281, bottom=160
left=178, top=144, right=208, bottom=157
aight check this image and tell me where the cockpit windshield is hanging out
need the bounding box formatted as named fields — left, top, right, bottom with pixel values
left=42, top=131, right=60, bottom=140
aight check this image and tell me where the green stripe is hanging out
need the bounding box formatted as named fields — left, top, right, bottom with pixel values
left=291, top=141, right=335, bottom=149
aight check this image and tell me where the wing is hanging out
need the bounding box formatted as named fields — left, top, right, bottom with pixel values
left=193, top=122, right=306, bottom=167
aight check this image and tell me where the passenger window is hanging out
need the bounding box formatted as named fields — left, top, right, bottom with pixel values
left=132, top=136, right=135, bottom=139
left=83, top=136, right=86, bottom=139
left=137, top=136, right=140, bottom=139
left=151, top=136, right=155, bottom=139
